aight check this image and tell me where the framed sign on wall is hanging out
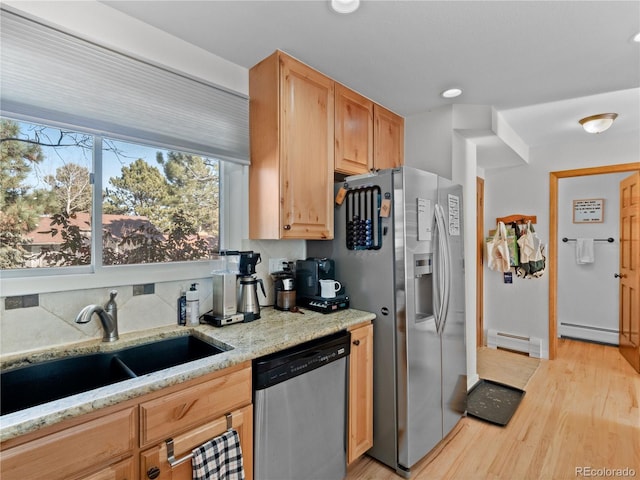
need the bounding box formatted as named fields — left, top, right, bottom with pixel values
left=573, top=198, right=604, bottom=223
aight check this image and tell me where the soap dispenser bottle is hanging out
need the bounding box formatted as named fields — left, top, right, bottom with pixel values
left=186, top=283, right=200, bottom=326
left=177, top=287, right=187, bottom=325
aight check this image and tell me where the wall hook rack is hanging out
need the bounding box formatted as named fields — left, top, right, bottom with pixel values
left=496, top=214, right=537, bottom=225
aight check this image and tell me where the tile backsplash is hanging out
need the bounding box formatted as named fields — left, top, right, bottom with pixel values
left=0, top=239, right=306, bottom=357
left=0, top=278, right=213, bottom=357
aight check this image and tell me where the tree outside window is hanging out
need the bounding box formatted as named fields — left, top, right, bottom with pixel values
left=0, top=118, right=219, bottom=271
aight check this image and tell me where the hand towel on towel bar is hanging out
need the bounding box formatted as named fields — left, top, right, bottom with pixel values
left=576, top=238, right=595, bottom=264
left=192, top=428, right=245, bottom=480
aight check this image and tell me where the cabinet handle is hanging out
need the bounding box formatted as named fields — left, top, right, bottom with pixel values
left=147, top=466, right=161, bottom=479
left=283, top=224, right=291, bottom=230
left=353, top=339, right=360, bottom=346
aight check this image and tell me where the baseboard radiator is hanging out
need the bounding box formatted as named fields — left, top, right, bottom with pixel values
left=487, top=329, right=543, bottom=358
left=558, top=322, right=619, bottom=346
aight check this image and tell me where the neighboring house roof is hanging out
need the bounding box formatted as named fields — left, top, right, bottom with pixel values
left=26, top=213, right=160, bottom=245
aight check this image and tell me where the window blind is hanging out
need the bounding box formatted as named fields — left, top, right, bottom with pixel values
left=0, top=9, right=249, bottom=164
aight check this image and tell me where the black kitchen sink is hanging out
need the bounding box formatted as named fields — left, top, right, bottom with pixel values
left=0, top=335, right=227, bottom=416
left=114, top=335, right=226, bottom=376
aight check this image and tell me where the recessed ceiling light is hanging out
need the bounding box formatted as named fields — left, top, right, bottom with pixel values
left=441, top=88, right=463, bottom=99
left=331, top=0, right=360, bottom=14
left=633, top=32, right=640, bottom=43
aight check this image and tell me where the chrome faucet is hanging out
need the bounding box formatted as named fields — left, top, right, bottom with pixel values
left=75, top=290, right=119, bottom=342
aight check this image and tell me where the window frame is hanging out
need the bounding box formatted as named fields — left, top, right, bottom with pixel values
left=0, top=114, right=230, bottom=296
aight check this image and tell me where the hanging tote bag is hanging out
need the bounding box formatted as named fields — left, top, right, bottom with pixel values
left=516, top=223, right=535, bottom=278
left=528, top=224, right=546, bottom=276
left=506, top=222, right=520, bottom=267
left=487, top=221, right=511, bottom=272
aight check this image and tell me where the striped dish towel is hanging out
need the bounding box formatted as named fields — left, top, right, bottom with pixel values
left=192, top=428, right=245, bottom=480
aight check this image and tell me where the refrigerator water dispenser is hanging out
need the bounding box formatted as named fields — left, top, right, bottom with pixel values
left=414, top=253, right=434, bottom=322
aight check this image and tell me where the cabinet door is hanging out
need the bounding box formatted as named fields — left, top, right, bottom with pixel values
left=140, top=405, right=253, bottom=480
left=79, top=458, right=135, bottom=480
left=335, top=83, right=373, bottom=175
left=347, top=322, right=374, bottom=464
left=279, top=53, right=334, bottom=239
left=374, top=104, right=404, bottom=170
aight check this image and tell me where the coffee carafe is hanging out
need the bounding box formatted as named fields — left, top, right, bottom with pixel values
left=237, top=251, right=265, bottom=321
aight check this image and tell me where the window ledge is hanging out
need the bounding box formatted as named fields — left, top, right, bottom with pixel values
left=0, top=259, right=223, bottom=297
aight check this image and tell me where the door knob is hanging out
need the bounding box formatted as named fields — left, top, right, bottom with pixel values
left=614, top=273, right=625, bottom=278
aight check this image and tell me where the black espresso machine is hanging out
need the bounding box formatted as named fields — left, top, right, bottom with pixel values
left=295, top=258, right=350, bottom=313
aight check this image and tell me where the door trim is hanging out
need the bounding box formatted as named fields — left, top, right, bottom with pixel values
left=476, top=177, right=484, bottom=347
left=549, top=162, right=640, bottom=359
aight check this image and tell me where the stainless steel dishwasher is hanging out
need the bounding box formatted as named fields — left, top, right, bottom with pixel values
left=253, top=330, right=351, bottom=480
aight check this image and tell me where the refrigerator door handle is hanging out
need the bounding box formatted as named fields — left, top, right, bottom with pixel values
left=434, top=204, right=452, bottom=335
left=434, top=204, right=449, bottom=335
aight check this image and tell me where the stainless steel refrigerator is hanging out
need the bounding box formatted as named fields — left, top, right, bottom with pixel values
left=308, top=166, right=467, bottom=477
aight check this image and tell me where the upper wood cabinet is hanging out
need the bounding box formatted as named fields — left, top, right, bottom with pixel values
left=374, top=104, right=404, bottom=171
left=334, top=86, right=404, bottom=176
left=249, top=50, right=334, bottom=240
left=335, top=83, right=374, bottom=175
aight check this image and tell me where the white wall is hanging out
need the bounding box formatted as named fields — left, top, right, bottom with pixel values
left=452, top=135, right=480, bottom=388
left=405, top=105, right=454, bottom=178
left=557, top=173, right=627, bottom=345
left=483, top=132, right=639, bottom=357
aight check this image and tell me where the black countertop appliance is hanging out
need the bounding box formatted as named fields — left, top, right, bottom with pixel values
left=295, top=258, right=349, bottom=314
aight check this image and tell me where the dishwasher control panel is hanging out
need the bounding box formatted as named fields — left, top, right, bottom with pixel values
left=253, top=331, right=351, bottom=389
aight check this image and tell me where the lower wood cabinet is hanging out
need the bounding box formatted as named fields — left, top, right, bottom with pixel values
left=0, top=362, right=253, bottom=480
left=1, top=324, right=374, bottom=478
left=140, top=405, right=253, bottom=480
left=347, top=321, right=374, bottom=464
left=0, top=407, right=136, bottom=480
left=80, top=458, right=135, bottom=480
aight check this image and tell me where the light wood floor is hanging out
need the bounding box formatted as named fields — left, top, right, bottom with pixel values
left=346, top=339, right=640, bottom=480
left=477, top=346, right=540, bottom=390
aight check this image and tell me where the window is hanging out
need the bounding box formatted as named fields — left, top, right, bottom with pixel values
left=0, top=9, right=247, bottom=288
left=1, top=117, right=219, bottom=272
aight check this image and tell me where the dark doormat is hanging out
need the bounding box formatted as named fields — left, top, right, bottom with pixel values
left=466, top=379, right=525, bottom=426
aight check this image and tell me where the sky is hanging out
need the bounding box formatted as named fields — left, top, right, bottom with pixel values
left=16, top=119, right=172, bottom=192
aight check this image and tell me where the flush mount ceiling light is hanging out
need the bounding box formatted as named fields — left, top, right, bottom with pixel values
left=633, top=32, right=640, bottom=42
left=578, top=113, right=618, bottom=134
left=441, top=88, right=462, bottom=99
left=330, top=0, right=360, bottom=14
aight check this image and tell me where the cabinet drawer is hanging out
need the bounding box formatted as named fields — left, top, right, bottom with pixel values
left=140, top=364, right=251, bottom=447
left=0, top=407, right=136, bottom=480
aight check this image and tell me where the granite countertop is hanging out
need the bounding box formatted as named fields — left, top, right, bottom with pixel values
left=0, top=307, right=374, bottom=443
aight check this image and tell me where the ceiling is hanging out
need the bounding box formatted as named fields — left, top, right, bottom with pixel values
left=102, top=0, right=639, bottom=152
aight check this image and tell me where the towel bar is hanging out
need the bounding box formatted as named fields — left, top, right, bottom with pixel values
left=562, top=237, right=614, bottom=243
left=166, top=412, right=233, bottom=467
